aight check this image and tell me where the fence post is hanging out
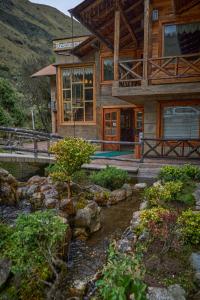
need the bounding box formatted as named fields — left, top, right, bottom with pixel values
left=140, top=139, right=145, bottom=163
left=33, top=138, right=38, bottom=158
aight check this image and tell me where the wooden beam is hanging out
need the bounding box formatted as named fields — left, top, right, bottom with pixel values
left=177, top=0, right=200, bottom=14
left=119, top=5, right=138, bottom=47
left=114, top=9, right=120, bottom=81
left=142, top=0, right=150, bottom=88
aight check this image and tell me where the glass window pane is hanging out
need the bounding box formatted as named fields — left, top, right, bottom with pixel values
left=72, top=84, right=83, bottom=107
left=111, top=112, right=117, bottom=120
left=64, top=102, right=71, bottom=121
left=85, top=89, right=93, bottom=101
left=63, top=69, right=71, bottom=89
left=73, top=108, right=84, bottom=121
left=72, top=68, right=83, bottom=82
left=164, top=23, right=200, bottom=56
left=63, top=90, right=71, bottom=101
left=85, top=67, right=93, bottom=87
left=105, top=113, right=111, bottom=120
left=85, top=102, right=93, bottom=121
left=104, top=58, right=114, bottom=81
left=163, top=106, right=200, bottom=138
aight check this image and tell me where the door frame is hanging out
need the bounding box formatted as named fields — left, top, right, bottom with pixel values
left=102, top=105, right=144, bottom=150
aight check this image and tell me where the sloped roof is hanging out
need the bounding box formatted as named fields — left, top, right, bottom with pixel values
left=31, top=64, right=56, bottom=77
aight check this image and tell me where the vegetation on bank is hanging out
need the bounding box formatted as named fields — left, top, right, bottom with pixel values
left=96, top=164, right=200, bottom=299
left=0, top=210, right=68, bottom=300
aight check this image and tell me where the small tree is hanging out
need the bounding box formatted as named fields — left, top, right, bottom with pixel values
left=50, top=138, right=96, bottom=199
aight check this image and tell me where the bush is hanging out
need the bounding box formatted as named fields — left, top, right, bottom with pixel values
left=90, top=166, right=128, bottom=190
left=144, top=181, right=183, bottom=206
left=159, top=165, right=200, bottom=182
left=97, top=245, right=147, bottom=300
left=178, top=210, right=200, bottom=245
left=0, top=211, right=68, bottom=299
left=50, top=138, right=96, bottom=199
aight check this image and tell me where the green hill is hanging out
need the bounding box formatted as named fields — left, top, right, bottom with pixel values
left=0, top=0, right=88, bottom=80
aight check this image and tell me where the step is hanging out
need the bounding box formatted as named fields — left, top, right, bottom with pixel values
left=82, top=163, right=139, bottom=174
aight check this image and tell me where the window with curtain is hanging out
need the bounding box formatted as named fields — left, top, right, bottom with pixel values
left=102, top=57, right=135, bottom=82
left=62, top=67, right=94, bottom=122
left=164, top=22, right=200, bottom=56
left=163, top=105, right=200, bottom=139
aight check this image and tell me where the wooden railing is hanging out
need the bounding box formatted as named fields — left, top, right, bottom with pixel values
left=117, top=53, right=200, bottom=87
left=141, top=138, right=200, bottom=160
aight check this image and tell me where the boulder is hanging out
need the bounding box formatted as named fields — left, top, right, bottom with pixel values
left=109, top=189, right=126, bottom=204
left=45, top=198, right=58, bottom=209
left=26, top=184, right=40, bottom=198
left=27, top=175, right=46, bottom=186
left=73, top=228, right=89, bottom=240
left=43, top=188, right=59, bottom=200
left=93, top=191, right=111, bottom=206
left=29, top=192, right=44, bottom=210
left=68, top=280, right=87, bottom=297
left=0, top=169, right=18, bottom=205
left=60, top=199, right=75, bottom=215
left=147, top=285, right=186, bottom=300
left=140, top=200, right=148, bottom=210
left=122, top=183, right=133, bottom=198
left=130, top=211, right=141, bottom=230
left=189, top=252, right=200, bottom=286
left=134, top=183, right=147, bottom=190
left=74, top=201, right=101, bottom=234
left=87, top=184, right=110, bottom=194
left=117, top=238, right=133, bottom=253
left=0, top=259, right=11, bottom=288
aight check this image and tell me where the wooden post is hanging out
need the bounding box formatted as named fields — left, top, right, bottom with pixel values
left=142, top=0, right=150, bottom=88
left=114, top=7, right=120, bottom=82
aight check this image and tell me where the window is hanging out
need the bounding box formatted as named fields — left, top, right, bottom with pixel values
left=103, top=58, right=114, bottom=81
left=163, top=105, right=200, bottom=139
left=164, top=22, right=200, bottom=56
left=62, top=67, right=94, bottom=122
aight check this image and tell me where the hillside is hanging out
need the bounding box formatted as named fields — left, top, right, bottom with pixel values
left=0, top=0, right=89, bottom=80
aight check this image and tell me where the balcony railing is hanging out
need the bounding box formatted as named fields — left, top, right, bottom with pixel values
left=118, top=53, right=200, bottom=87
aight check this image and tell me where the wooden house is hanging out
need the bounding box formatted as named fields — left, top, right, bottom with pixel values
left=33, top=0, right=200, bottom=159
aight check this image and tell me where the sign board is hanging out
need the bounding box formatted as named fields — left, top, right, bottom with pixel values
left=53, top=36, right=89, bottom=52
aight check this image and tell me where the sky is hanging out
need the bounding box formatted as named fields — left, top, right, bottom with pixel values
left=30, top=0, right=82, bottom=15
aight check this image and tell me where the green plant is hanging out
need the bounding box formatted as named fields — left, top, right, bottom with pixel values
left=90, top=166, right=128, bottom=190
left=97, top=245, right=147, bottom=300
left=50, top=138, right=95, bottom=199
left=159, top=164, right=200, bottom=182
left=72, top=169, right=89, bottom=185
left=0, top=211, right=68, bottom=299
left=178, top=209, right=200, bottom=245
left=144, top=181, right=183, bottom=206
left=76, top=196, right=88, bottom=210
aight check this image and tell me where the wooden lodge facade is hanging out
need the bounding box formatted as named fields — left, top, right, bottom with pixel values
left=33, top=0, right=200, bottom=159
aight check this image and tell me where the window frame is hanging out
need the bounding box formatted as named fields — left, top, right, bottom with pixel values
left=59, top=64, right=96, bottom=126
left=158, top=100, right=200, bottom=139
left=161, top=17, right=200, bottom=57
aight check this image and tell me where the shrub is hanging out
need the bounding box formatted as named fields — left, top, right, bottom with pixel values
left=50, top=138, right=96, bottom=199
left=144, top=181, right=183, bottom=206
left=97, top=245, right=147, bottom=300
left=0, top=211, right=68, bottom=299
left=139, top=208, right=179, bottom=253
left=90, top=166, right=128, bottom=190
left=178, top=210, right=200, bottom=245
left=159, top=165, right=200, bottom=182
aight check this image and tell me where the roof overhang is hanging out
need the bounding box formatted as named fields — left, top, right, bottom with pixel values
left=31, top=64, right=56, bottom=78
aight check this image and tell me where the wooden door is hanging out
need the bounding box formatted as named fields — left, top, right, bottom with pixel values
left=103, top=108, right=120, bottom=150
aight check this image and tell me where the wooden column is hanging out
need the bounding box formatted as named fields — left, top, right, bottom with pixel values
left=114, top=8, right=120, bottom=82
left=142, top=0, right=150, bottom=88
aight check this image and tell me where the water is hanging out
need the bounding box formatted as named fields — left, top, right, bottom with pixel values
left=64, top=193, right=141, bottom=297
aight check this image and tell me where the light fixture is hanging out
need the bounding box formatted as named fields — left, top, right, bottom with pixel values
left=152, top=9, right=159, bottom=21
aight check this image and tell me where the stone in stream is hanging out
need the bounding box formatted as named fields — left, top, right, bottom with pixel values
left=147, top=284, right=186, bottom=300
left=122, top=183, right=133, bottom=198
left=130, top=211, right=141, bottom=230
left=189, top=252, right=200, bottom=286
left=0, top=259, right=11, bottom=288
left=134, top=182, right=147, bottom=190
left=109, top=188, right=126, bottom=204
left=0, top=168, right=18, bottom=205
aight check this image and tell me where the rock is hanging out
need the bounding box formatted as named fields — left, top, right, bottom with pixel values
left=87, top=184, right=110, bottom=194
left=0, top=259, right=11, bottom=288
left=73, top=228, right=88, bottom=240
left=29, top=192, right=44, bottom=210
left=43, top=188, right=59, bottom=200
left=140, top=200, right=148, bottom=210
left=94, top=191, right=111, bottom=206
left=60, top=199, right=75, bottom=215
left=0, top=169, right=18, bottom=205
left=26, top=184, right=40, bottom=197
left=45, top=198, right=58, bottom=209
left=40, top=184, right=52, bottom=193
left=189, top=252, right=200, bottom=286
left=27, top=175, right=46, bottom=185
left=74, top=201, right=101, bottom=234
left=147, top=285, right=186, bottom=300
left=130, top=211, right=141, bottom=229
left=17, top=185, right=28, bottom=200
left=122, top=183, right=133, bottom=197
left=193, top=186, right=200, bottom=210
left=69, top=280, right=87, bottom=297
left=71, top=182, right=83, bottom=194
left=109, top=189, right=126, bottom=204
left=117, top=238, right=133, bottom=253
left=134, top=183, right=147, bottom=190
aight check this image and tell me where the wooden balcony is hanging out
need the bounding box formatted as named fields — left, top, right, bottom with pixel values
left=112, top=53, right=200, bottom=102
